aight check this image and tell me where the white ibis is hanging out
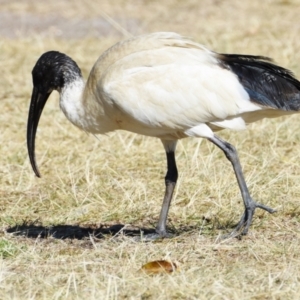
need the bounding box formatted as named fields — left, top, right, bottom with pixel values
left=27, top=32, right=300, bottom=238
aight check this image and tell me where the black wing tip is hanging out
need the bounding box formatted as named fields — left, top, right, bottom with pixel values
left=218, top=52, right=300, bottom=84
left=218, top=53, right=274, bottom=63
left=218, top=52, right=300, bottom=111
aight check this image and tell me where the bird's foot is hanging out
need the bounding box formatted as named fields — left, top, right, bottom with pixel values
left=136, top=230, right=174, bottom=242
left=222, top=200, right=276, bottom=240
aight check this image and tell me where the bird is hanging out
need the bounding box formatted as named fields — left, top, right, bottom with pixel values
left=27, top=32, right=300, bottom=239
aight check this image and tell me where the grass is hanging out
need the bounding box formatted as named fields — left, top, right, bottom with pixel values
left=2, top=0, right=300, bottom=298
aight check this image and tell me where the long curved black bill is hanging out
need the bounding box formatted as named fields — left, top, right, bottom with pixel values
left=27, top=87, right=51, bottom=177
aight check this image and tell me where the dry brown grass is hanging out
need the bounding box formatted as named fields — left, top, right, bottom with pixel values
left=2, top=0, right=300, bottom=298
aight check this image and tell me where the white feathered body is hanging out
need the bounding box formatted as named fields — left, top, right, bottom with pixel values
left=59, top=32, right=294, bottom=140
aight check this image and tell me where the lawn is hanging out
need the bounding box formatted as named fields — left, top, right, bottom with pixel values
left=1, top=0, right=300, bottom=298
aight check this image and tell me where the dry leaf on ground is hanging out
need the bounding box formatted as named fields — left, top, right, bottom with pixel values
left=140, top=260, right=179, bottom=274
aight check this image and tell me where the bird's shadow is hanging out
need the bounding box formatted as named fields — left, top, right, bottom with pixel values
left=6, top=221, right=157, bottom=240
left=5, top=219, right=227, bottom=241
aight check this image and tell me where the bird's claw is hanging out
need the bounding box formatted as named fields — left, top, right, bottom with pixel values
left=134, top=231, right=174, bottom=242
left=221, top=200, right=276, bottom=240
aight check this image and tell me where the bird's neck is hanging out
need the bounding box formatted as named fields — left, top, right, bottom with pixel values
left=59, top=77, right=91, bottom=131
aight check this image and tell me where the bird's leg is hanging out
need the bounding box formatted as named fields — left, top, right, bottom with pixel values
left=207, top=135, right=276, bottom=236
left=140, top=140, right=178, bottom=241
left=155, top=150, right=178, bottom=237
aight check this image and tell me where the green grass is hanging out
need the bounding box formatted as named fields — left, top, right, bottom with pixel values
left=2, top=0, right=300, bottom=299
left=0, top=239, right=23, bottom=259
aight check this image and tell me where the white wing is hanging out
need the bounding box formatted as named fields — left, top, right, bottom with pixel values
left=99, top=35, right=263, bottom=138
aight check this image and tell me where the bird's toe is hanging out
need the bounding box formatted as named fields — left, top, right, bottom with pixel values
left=135, top=231, right=174, bottom=242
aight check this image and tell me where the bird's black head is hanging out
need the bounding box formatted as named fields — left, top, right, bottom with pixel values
left=32, top=51, right=81, bottom=93
left=27, top=51, right=82, bottom=177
